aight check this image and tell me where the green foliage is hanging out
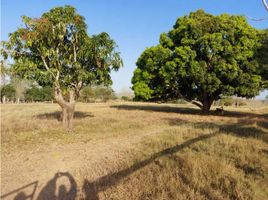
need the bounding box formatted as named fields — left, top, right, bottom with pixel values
left=175, top=99, right=187, bottom=104
left=1, top=84, right=16, bottom=101
left=235, top=99, right=247, bottom=106
left=121, top=96, right=132, bottom=101
left=219, top=97, right=234, bottom=106
left=2, top=5, right=122, bottom=99
left=10, top=77, right=30, bottom=101
left=256, top=29, right=268, bottom=88
left=79, top=85, right=116, bottom=102
left=25, top=86, right=53, bottom=102
left=132, top=10, right=263, bottom=112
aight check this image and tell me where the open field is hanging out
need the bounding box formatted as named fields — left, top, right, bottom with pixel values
left=1, top=102, right=268, bottom=200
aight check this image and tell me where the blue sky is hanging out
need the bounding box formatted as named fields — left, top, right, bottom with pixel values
left=1, top=0, right=268, bottom=99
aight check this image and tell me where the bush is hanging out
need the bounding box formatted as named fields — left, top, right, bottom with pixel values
left=219, top=97, right=234, bottom=106
left=25, top=86, right=53, bottom=102
left=1, top=84, right=16, bottom=102
left=235, top=99, right=247, bottom=106
left=121, top=96, right=132, bottom=101
left=176, top=99, right=187, bottom=104
left=79, top=85, right=116, bottom=102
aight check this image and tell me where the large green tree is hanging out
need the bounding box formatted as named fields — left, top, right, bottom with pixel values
left=132, top=10, right=264, bottom=113
left=256, top=29, right=268, bottom=88
left=2, top=6, right=122, bottom=128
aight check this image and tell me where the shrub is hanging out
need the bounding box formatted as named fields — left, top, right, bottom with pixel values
left=220, top=97, right=234, bottom=106
left=1, top=84, right=16, bottom=102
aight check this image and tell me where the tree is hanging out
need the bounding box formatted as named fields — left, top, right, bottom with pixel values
left=1, top=84, right=16, bottom=102
left=256, top=29, right=268, bottom=88
left=79, top=85, right=116, bottom=102
left=10, top=77, right=30, bottom=103
left=25, top=86, right=53, bottom=102
left=0, top=62, right=9, bottom=86
left=219, top=97, right=234, bottom=106
left=94, top=85, right=116, bottom=102
left=132, top=10, right=263, bottom=113
left=79, top=86, right=95, bottom=103
left=2, top=6, right=122, bottom=129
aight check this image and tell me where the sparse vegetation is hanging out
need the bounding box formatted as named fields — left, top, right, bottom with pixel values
left=1, top=102, right=267, bottom=199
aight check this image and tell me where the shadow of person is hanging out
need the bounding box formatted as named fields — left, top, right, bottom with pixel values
left=13, top=192, right=27, bottom=200
left=58, top=185, right=67, bottom=200
left=36, top=172, right=77, bottom=200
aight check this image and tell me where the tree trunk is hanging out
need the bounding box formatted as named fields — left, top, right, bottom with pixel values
left=2, top=96, right=6, bottom=104
left=61, top=103, right=75, bottom=130
left=54, top=86, right=75, bottom=130
left=202, top=100, right=211, bottom=114
left=201, top=93, right=214, bottom=114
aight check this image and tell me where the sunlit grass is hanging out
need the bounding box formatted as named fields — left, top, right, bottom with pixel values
left=1, top=102, right=268, bottom=199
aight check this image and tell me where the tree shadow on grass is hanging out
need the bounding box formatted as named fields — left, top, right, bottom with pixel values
left=35, top=111, right=94, bottom=121
left=110, top=104, right=265, bottom=118
left=1, top=134, right=215, bottom=200
left=83, top=133, right=216, bottom=200
left=166, top=118, right=268, bottom=144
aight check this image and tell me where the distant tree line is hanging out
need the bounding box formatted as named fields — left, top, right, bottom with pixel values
left=78, top=85, right=116, bottom=102
left=0, top=83, right=54, bottom=103
left=1, top=81, right=118, bottom=103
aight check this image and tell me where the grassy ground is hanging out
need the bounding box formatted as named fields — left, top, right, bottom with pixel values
left=1, top=102, right=268, bottom=200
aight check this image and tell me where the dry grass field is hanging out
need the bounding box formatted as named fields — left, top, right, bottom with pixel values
left=1, top=102, right=268, bottom=200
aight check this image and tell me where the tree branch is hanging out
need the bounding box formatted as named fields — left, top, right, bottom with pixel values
left=40, top=54, right=57, bottom=80
left=191, top=100, right=203, bottom=109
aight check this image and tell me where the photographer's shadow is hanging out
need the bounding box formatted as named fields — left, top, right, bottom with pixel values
left=37, top=172, right=77, bottom=200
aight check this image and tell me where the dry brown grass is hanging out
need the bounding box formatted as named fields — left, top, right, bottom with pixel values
left=1, top=102, right=268, bottom=200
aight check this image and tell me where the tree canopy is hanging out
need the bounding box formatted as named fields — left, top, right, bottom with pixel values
left=132, top=10, right=265, bottom=113
left=1, top=84, right=16, bottom=102
left=25, top=86, right=54, bottom=102
left=256, top=29, right=268, bottom=88
left=1, top=5, right=123, bottom=128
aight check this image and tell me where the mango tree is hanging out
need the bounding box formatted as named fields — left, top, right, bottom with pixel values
left=2, top=6, right=122, bottom=129
left=132, top=10, right=264, bottom=113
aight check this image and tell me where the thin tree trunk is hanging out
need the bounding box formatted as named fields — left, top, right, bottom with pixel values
left=2, top=96, right=6, bottom=104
